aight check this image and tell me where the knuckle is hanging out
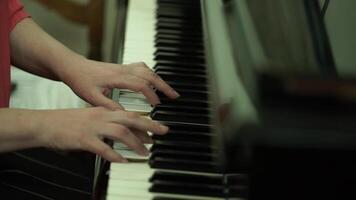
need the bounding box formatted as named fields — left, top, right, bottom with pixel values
left=138, top=61, right=146, bottom=67
left=97, top=146, right=111, bottom=156
left=148, top=72, right=159, bottom=82
left=78, top=133, right=91, bottom=148
left=89, top=107, right=106, bottom=120
left=116, top=126, right=130, bottom=138
left=78, top=132, right=89, bottom=141
left=137, top=81, right=151, bottom=92
left=126, top=111, right=140, bottom=119
left=86, top=90, right=97, bottom=102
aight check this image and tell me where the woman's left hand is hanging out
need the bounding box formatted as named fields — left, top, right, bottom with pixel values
left=62, top=60, right=179, bottom=110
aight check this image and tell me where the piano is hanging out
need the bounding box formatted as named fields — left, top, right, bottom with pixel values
left=93, top=0, right=356, bottom=199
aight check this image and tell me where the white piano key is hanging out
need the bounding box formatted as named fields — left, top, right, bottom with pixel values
left=113, top=143, right=152, bottom=160
left=114, top=143, right=152, bottom=150
left=106, top=0, right=157, bottom=199
left=108, top=163, right=237, bottom=200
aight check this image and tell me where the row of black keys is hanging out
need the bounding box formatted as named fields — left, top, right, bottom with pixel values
left=147, top=0, right=247, bottom=199
left=150, top=2, right=216, bottom=171
left=151, top=1, right=209, bottom=125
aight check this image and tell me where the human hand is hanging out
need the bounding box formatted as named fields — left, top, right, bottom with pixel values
left=62, top=60, right=179, bottom=110
left=33, top=107, right=169, bottom=162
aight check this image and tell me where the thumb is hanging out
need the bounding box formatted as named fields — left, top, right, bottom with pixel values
left=89, top=90, right=124, bottom=111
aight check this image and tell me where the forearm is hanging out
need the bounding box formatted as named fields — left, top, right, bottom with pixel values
left=0, top=108, right=42, bottom=152
left=10, top=18, right=86, bottom=81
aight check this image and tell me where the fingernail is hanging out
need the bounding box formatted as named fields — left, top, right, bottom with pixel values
left=160, top=124, right=169, bottom=133
left=115, top=155, right=128, bottom=163
left=173, top=91, right=180, bottom=98
left=148, top=137, right=153, bottom=144
left=141, top=148, right=150, bottom=156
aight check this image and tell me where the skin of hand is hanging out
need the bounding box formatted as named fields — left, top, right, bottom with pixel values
left=33, top=107, right=169, bottom=162
left=60, top=60, right=180, bottom=111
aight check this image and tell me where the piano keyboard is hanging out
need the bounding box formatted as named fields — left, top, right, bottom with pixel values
left=111, top=0, right=156, bottom=114
left=106, top=0, right=247, bottom=199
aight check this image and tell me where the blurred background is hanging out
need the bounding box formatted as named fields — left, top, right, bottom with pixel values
left=10, top=0, right=118, bottom=110
left=9, top=0, right=356, bottom=111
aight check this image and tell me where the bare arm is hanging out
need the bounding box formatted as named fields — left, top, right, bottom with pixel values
left=0, top=108, right=41, bottom=152
left=10, top=18, right=82, bottom=81
left=10, top=18, right=179, bottom=110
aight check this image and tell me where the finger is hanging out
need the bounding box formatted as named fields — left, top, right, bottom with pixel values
left=89, top=89, right=124, bottom=111
left=103, top=124, right=150, bottom=156
left=134, top=63, right=179, bottom=99
left=132, top=129, right=153, bottom=144
left=115, top=75, right=161, bottom=105
left=81, top=137, right=127, bottom=163
left=149, top=73, right=180, bottom=99
left=109, top=111, right=169, bottom=135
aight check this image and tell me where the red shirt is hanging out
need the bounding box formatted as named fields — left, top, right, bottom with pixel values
left=0, top=0, right=29, bottom=108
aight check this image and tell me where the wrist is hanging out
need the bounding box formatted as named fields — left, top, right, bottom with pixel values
left=18, top=110, right=46, bottom=147
left=53, top=53, right=88, bottom=84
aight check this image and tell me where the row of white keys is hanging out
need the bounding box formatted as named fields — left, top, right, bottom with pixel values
left=107, top=1, right=156, bottom=199
left=107, top=164, right=230, bottom=200
left=112, top=0, right=157, bottom=113
left=122, top=0, right=156, bottom=67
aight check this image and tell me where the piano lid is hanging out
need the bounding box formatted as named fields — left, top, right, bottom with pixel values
left=203, top=0, right=356, bottom=162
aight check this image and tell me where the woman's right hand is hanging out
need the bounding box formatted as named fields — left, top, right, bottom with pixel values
left=32, top=107, right=168, bottom=162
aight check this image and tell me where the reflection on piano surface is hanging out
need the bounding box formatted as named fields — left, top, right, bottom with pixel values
left=94, top=0, right=356, bottom=199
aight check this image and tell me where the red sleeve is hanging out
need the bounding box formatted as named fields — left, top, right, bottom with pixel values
left=8, top=0, right=30, bottom=31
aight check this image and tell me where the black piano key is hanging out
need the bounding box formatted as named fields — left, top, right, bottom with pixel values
left=149, top=156, right=219, bottom=173
left=151, top=172, right=223, bottom=186
left=156, top=21, right=202, bottom=31
left=156, top=16, right=202, bottom=27
left=159, top=95, right=209, bottom=104
left=154, top=45, right=204, bottom=55
left=155, top=29, right=202, bottom=38
left=155, top=32, right=203, bottom=43
left=150, top=180, right=224, bottom=198
left=155, top=45, right=204, bottom=55
left=153, top=198, right=201, bottom=200
left=154, top=48, right=204, bottom=58
left=153, top=103, right=210, bottom=112
left=155, top=32, right=202, bottom=41
left=155, top=60, right=206, bottom=70
left=151, top=142, right=214, bottom=155
left=160, top=97, right=209, bottom=109
left=153, top=104, right=210, bottom=115
left=157, top=89, right=208, bottom=100
left=155, top=34, right=203, bottom=46
left=156, top=71, right=207, bottom=85
left=154, top=65, right=206, bottom=75
left=152, top=132, right=212, bottom=144
left=151, top=172, right=248, bottom=198
left=155, top=39, right=203, bottom=51
left=163, top=81, right=208, bottom=92
left=228, top=175, right=249, bottom=198
left=153, top=140, right=210, bottom=150
left=156, top=8, right=201, bottom=20
left=158, top=0, right=201, bottom=8
left=151, top=150, right=215, bottom=162
left=150, top=110, right=210, bottom=125
left=154, top=51, right=205, bottom=63
left=161, top=121, right=212, bottom=132
left=152, top=131, right=213, bottom=143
